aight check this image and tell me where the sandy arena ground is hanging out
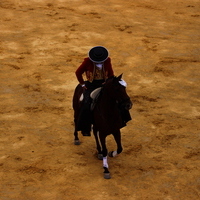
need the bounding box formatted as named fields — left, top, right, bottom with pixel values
left=0, top=0, right=200, bottom=199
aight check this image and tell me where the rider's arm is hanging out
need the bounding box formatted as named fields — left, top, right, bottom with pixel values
left=75, top=58, right=88, bottom=85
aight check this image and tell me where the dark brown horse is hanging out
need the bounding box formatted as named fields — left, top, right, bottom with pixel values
left=72, top=74, right=132, bottom=179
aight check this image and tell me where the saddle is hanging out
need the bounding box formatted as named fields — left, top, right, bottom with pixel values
left=90, top=87, right=102, bottom=110
left=90, top=87, right=102, bottom=100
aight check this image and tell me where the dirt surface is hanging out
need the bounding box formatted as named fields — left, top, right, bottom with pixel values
left=0, top=0, right=200, bottom=199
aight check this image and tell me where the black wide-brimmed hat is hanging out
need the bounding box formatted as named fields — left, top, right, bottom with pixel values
left=88, top=46, right=109, bottom=63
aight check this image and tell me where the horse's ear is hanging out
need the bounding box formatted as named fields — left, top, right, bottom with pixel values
left=117, top=74, right=123, bottom=80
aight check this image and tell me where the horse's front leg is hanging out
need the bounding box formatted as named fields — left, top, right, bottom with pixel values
left=99, top=133, right=111, bottom=179
left=93, top=126, right=103, bottom=160
left=109, top=129, right=123, bottom=157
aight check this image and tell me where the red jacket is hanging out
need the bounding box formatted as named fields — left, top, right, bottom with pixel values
left=75, top=57, right=114, bottom=85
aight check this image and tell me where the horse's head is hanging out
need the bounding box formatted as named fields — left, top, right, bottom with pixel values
left=105, top=74, right=132, bottom=110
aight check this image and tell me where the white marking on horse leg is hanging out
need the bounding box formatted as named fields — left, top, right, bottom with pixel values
left=112, top=151, right=118, bottom=157
left=103, top=156, right=108, bottom=168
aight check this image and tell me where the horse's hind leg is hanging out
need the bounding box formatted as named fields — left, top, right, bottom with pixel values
left=74, top=120, right=80, bottom=145
left=93, top=126, right=103, bottom=160
left=74, top=131, right=80, bottom=145
left=73, top=104, right=82, bottom=145
left=109, top=129, right=123, bottom=157
left=74, top=129, right=80, bottom=145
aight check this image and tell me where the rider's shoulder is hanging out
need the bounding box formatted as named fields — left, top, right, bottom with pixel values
left=82, top=57, right=93, bottom=64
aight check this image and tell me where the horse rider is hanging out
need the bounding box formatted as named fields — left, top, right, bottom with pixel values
left=75, top=46, right=114, bottom=136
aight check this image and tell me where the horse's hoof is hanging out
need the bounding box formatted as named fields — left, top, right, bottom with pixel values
left=104, top=173, right=111, bottom=179
left=109, top=151, right=118, bottom=157
left=108, top=151, right=114, bottom=157
left=74, top=140, right=80, bottom=145
left=97, top=154, right=103, bottom=160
